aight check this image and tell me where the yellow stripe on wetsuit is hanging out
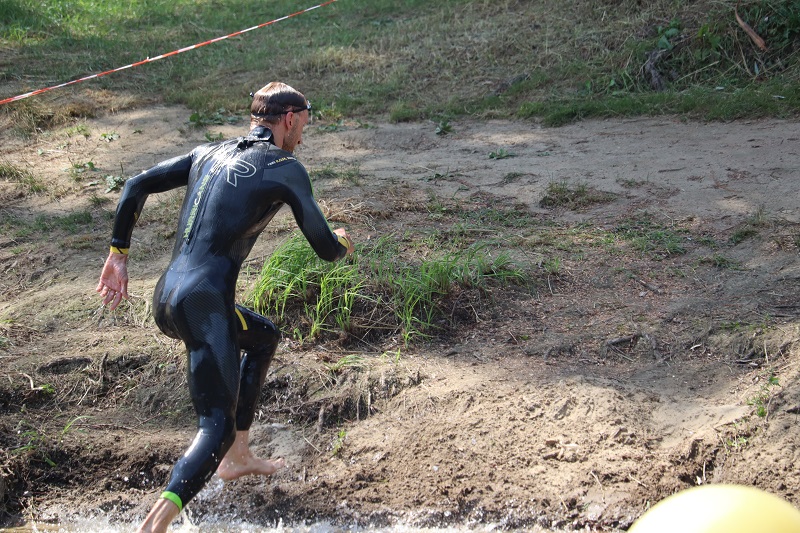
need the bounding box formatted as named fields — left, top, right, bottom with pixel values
left=235, top=309, right=249, bottom=331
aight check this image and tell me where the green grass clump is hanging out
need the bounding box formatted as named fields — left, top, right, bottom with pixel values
left=463, top=206, right=535, bottom=229
left=730, top=226, right=760, bottom=244
left=389, top=102, right=421, bottom=123
left=615, top=213, right=688, bottom=258
left=519, top=83, right=800, bottom=127
left=0, top=160, right=45, bottom=193
left=540, top=181, right=616, bottom=210
left=730, top=206, right=770, bottom=244
left=1, top=211, right=94, bottom=240
left=249, top=232, right=530, bottom=345
left=699, top=253, right=740, bottom=269
left=309, top=164, right=362, bottom=185
left=748, top=372, right=780, bottom=418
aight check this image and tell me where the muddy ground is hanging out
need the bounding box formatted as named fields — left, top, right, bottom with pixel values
left=1, top=104, right=799, bottom=532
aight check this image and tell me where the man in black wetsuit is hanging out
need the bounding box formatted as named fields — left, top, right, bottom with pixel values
left=96, top=82, right=354, bottom=533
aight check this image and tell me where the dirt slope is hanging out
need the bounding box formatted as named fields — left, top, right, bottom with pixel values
left=1, top=106, right=799, bottom=531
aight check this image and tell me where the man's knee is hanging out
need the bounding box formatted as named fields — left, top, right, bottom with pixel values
left=199, top=410, right=237, bottom=455
left=252, top=314, right=280, bottom=340
left=239, top=310, right=281, bottom=350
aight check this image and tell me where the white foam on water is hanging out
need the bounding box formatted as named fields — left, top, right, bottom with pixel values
left=8, top=518, right=538, bottom=533
left=8, top=523, right=506, bottom=533
left=10, top=501, right=565, bottom=533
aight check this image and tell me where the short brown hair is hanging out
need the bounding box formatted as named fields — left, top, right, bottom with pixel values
left=250, top=82, right=307, bottom=126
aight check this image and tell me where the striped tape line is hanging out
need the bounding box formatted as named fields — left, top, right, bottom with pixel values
left=0, top=0, right=337, bottom=107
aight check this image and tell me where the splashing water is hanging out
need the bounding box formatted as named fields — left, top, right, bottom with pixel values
left=6, top=521, right=532, bottom=533
left=4, top=515, right=575, bottom=533
left=7, top=479, right=562, bottom=533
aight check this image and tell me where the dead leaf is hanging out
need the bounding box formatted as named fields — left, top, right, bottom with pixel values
left=735, top=3, right=768, bottom=52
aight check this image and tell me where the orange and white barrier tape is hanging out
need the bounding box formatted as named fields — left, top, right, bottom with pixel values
left=0, top=0, right=337, bottom=106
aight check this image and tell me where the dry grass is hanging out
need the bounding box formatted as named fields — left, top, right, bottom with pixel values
left=2, top=0, right=797, bottom=126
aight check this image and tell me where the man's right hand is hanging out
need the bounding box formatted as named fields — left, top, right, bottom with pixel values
left=96, top=251, right=130, bottom=310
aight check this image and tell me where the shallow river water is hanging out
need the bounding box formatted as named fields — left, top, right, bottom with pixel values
left=2, top=521, right=568, bottom=533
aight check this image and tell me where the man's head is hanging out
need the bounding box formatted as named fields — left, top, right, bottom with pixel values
left=250, top=82, right=311, bottom=153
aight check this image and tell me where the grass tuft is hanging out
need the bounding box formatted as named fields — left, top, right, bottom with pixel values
left=540, top=181, right=616, bottom=210
left=0, top=160, right=46, bottom=193
left=615, top=213, right=688, bottom=258
left=249, top=232, right=531, bottom=346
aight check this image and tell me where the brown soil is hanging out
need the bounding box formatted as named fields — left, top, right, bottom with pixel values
left=1, top=105, right=799, bottom=532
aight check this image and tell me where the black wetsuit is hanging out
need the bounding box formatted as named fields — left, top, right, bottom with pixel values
left=110, top=125, right=348, bottom=509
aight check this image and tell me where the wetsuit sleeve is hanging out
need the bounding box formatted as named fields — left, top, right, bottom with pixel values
left=110, top=153, right=193, bottom=251
left=279, top=162, right=348, bottom=262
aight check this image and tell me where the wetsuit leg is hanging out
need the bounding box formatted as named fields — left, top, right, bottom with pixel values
left=152, top=274, right=181, bottom=339
left=159, top=278, right=240, bottom=508
left=234, top=304, right=280, bottom=430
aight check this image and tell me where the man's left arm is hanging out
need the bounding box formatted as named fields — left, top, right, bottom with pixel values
left=278, top=161, right=353, bottom=261
left=110, top=153, right=193, bottom=254
left=98, top=153, right=194, bottom=309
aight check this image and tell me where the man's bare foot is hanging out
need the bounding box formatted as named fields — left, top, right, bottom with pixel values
left=217, top=454, right=286, bottom=481
left=216, top=430, right=286, bottom=481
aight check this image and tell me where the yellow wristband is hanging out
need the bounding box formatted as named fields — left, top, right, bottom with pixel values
left=336, top=234, right=351, bottom=250
left=110, top=246, right=129, bottom=255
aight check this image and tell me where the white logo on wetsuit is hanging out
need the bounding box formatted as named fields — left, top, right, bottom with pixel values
left=226, top=160, right=257, bottom=187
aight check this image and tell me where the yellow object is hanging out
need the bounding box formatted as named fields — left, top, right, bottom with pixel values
left=630, top=484, right=800, bottom=533
left=337, top=233, right=351, bottom=250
